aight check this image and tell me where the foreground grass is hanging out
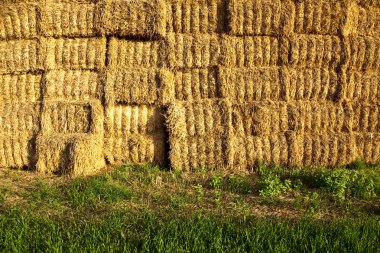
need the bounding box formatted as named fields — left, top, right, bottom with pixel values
left=0, top=162, right=379, bottom=252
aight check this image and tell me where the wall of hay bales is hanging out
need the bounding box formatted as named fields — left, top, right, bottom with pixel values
left=0, top=0, right=380, bottom=175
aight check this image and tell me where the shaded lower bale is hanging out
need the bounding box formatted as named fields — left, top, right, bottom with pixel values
left=0, top=133, right=36, bottom=169
left=35, top=134, right=105, bottom=176
left=340, top=70, right=380, bottom=102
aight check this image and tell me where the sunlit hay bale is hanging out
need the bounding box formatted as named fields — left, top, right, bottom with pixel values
left=166, top=68, right=219, bottom=101
left=40, top=2, right=98, bottom=37
left=104, top=104, right=166, bottom=165
left=230, top=134, right=291, bottom=171
left=165, top=33, right=221, bottom=68
left=43, top=37, right=106, bottom=70
left=279, top=35, right=342, bottom=69
left=107, top=37, right=164, bottom=68
left=104, top=68, right=172, bottom=106
left=0, top=74, right=42, bottom=104
left=0, top=133, right=36, bottom=169
left=227, top=0, right=295, bottom=36
left=343, top=103, right=379, bottom=134
left=354, top=5, right=380, bottom=37
left=40, top=100, right=103, bottom=136
left=280, top=68, right=340, bottom=101
left=166, top=0, right=226, bottom=34
left=0, top=3, right=39, bottom=40
left=340, top=70, right=380, bottom=103
left=43, top=70, right=101, bottom=101
left=342, top=35, right=380, bottom=71
left=293, top=0, right=353, bottom=35
left=166, top=99, right=231, bottom=170
left=358, top=0, right=380, bottom=8
left=220, top=35, right=280, bottom=67
left=0, top=102, right=41, bottom=135
left=35, top=134, right=105, bottom=176
left=0, top=39, right=44, bottom=74
left=355, top=133, right=380, bottom=164
left=218, top=67, right=282, bottom=102
left=95, top=0, right=166, bottom=38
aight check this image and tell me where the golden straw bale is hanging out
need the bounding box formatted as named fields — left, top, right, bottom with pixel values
left=355, top=134, right=380, bottom=164
left=166, top=99, right=231, bottom=170
left=43, top=70, right=100, bottom=101
left=95, top=0, right=166, bottom=38
left=219, top=67, right=282, bottom=102
left=0, top=39, right=43, bottom=74
left=43, top=37, right=106, bottom=70
left=342, top=36, right=380, bottom=71
left=105, top=134, right=166, bottom=166
left=104, top=68, right=161, bottom=105
left=103, top=104, right=165, bottom=165
left=166, top=0, right=226, bottom=34
left=107, top=37, right=163, bottom=68
left=340, top=70, right=380, bottom=102
left=358, top=0, right=380, bottom=8
left=104, top=104, right=164, bottom=138
left=40, top=2, right=97, bottom=37
left=230, top=134, right=291, bottom=170
left=220, top=35, right=279, bottom=67
left=40, top=100, right=103, bottom=136
left=0, top=74, right=42, bottom=104
left=227, top=0, right=295, bottom=36
left=280, top=68, right=339, bottom=101
left=0, top=3, right=39, bottom=40
left=293, top=0, right=351, bottom=35
left=0, top=133, right=36, bottom=169
left=355, top=5, right=380, bottom=37
left=279, top=35, right=342, bottom=69
left=35, top=134, right=105, bottom=176
left=168, top=68, right=219, bottom=101
left=165, top=33, right=221, bottom=68
left=0, top=102, right=41, bottom=134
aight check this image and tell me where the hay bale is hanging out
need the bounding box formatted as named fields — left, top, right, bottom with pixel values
left=168, top=68, right=219, bottom=101
left=280, top=68, right=339, bottom=101
left=104, top=104, right=165, bottom=165
left=0, top=102, right=41, bottom=134
left=40, top=100, right=103, bottom=136
left=218, top=67, right=282, bottom=102
left=35, top=134, right=105, bottom=176
left=358, top=0, right=380, bottom=8
left=354, top=5, right=380, bottom=36
left=227, top=0, right=295, bottom=36
left=40, top=2, right=97, bottom=37
left=0, top=74, right=42, bottom=104
left=279, top=35, right=342, bottom=69
left=341, top=70, right=380, bottom=102
left=107, top=37, right=163, bottom=68
left=293, top=0, right=351, bottom=35
left=0, top=133, right=36, bottom=169
left=166, top=100, right=231, bottom=170
left=165, top=33, right=221, bottom=68
left=0, top=3, right=39, bottom=40
left=95, top=0, right=166, bottom=38
left=342, top=36, right=380, bottom=71
left=105, top=134, right=166, bottom=166
left=166, top=0, right=226, bottom=34
left=43, top=37, right=106, bottom=70
left=104, top=68, right=160, bottom=105
left=355, top=133, right=380, bottom=164
left=220, top=35, right=279, bottom=67
left=43, top=70, right=100, bottom=101
left=0, top=39, right=43, bottom=74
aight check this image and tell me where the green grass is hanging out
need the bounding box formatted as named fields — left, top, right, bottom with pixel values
left=0, top=161, right=379, bottom=252
left=0, top=209, right=379, bottom=253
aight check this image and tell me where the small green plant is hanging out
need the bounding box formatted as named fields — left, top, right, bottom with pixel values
left=351, top=171, right=377, bottom=199
left=194, top=184, right=204, bottom=200
left=214, top=190, right=222, bottom=206
left=209, top=176, right=223, bottom=189
left=259, top=173, right=290, bottom=198
left=316, top=169, right=351, bottom=202
left=304, top=192, right=320, bottom=214
left=0, top=188, right=5, bottom=204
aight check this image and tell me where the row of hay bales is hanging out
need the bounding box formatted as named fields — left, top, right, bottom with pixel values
left=0, top=0, right=380, bottom=175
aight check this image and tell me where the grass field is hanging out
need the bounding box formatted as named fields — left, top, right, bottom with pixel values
left=0, top=162, right=379, bottom=252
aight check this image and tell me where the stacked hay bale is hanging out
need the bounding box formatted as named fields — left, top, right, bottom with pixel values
left=100, top=0, right=168, bottom=166
left=35, top=0, right=106, bottom=176
left=0, top=2, right=42, bottom=168
left=1, top=0, right=380, bottom=174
